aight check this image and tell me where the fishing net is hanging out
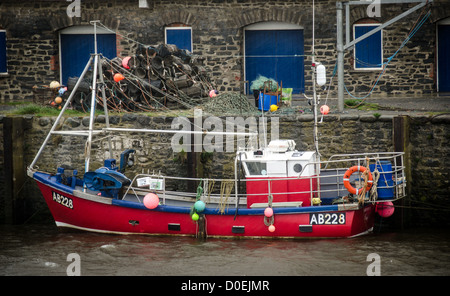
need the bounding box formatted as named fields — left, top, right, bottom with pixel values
left=61, top=42, right=215, bottom=113
left=51, top=22, right=302, bottom=117
left=201, top=92, right=260, bottom=116
left=249, top=75, right=278, bottom=92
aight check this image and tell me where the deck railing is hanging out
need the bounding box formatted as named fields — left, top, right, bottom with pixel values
left=121, top=152, right=406, bottom=207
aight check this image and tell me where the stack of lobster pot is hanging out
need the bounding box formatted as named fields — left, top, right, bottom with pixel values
left=101, top=43, right=213, bottom=109
left=65, top=43, right=214, bottom=111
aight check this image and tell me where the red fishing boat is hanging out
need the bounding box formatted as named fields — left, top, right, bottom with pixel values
left=27, top=22, right=406, bottom=239
left=29, top=136, right=405, bottom=238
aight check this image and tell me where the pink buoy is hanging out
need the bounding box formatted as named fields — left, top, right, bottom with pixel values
left=264, top=207, right=273, bottom=218
left=122, top=56, right=131, bottom=69
left=143, top=193, right=159, bottom=209
left=376, top=201, right=395, bottom=218
left=268, top=225, right=275, bottom=232
left=320, top=105, right=330, bottom=115
left=209, top=90, right=218, bottom=98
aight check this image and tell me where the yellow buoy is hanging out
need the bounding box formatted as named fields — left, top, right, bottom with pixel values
left=270, top=104, right=278, bottom=112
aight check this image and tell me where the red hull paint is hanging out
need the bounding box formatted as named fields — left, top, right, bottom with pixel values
left=246, top=177, right=318, bottom=207
left=37, top=180, right=375, bottom=238
left=205, top=206, right=375, bottom=238
left=38, top=182, right=197, bottom=235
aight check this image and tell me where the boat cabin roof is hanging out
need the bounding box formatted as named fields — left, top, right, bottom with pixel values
left=238, top=140, right=317, bottom=178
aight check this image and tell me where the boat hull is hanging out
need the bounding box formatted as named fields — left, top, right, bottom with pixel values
left=35, top=175, right=375, bottom=239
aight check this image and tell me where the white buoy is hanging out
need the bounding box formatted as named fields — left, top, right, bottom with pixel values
left=316, top=64, right=326, bottom=86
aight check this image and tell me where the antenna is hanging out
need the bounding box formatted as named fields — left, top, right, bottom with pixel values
left=312, top=0, right=320, bottom=157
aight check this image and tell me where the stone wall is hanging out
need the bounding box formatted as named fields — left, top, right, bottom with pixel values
left=408, top=115, right=450, bottom=225
left=1, top=112, right=449, bottom=226
left=0, top=0, right=449, bottom=102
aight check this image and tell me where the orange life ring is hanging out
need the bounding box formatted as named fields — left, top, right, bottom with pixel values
left=343, top=166, right=373, bottom=195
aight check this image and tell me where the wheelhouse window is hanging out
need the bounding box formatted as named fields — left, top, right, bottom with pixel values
left=353, top=22, right=383, bottom=70
left=165, top=24, right=192, bottom=52
left=0, top=30, right=7, bottom=74
left=243, top=161, right=267, bottom=176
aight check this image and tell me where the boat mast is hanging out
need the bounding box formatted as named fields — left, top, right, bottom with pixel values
left=84, top=21, right=99, bottom=174
left=84, top=21, right=113, bottom=174
left=28, top=56, right=93, bottom=170
left=312, top=0, right=320, bottom=158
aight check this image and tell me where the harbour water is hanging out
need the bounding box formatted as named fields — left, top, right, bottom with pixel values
left=1, top=224, right=449, bottom=277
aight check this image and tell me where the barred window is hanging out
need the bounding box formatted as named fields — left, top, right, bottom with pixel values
left=353, top=23, right=383, bottom=70
left=165, top=24, right=192, bottom=52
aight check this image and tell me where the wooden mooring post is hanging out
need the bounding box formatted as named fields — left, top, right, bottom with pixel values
left=2, top=117, right=26, bottom=224
left=393, top=115, right=412, bottom=229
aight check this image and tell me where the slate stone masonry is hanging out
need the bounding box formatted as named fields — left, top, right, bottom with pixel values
left=0, top=0, right=449, bottom=103
left=1, top=112, right=449, bottom=226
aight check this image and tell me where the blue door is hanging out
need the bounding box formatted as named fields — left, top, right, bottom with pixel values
left=438, top=25, right=450, bottom=92
left=60, top=33, right=116, bottom=85
left=245, top=29, right=304, bottom=94
left=0, top=31, right=7, bottom=73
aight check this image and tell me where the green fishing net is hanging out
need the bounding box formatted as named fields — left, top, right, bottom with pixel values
left=201, top=92, right=259, bottom=116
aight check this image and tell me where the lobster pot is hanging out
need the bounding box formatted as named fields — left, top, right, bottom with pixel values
left=370, top=160, right=394, bottom=199
left=133, top=67, right=147, bottom=79
left=168, top=75, right=193, bottom=89
left=67, top=77, right=91, bottom=93
left=181, top=85, right=203, bottom=98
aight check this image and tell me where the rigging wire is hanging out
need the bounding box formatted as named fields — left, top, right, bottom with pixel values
left=342, top=5, right=432, bottom=105
left=82, top=22, right=264, bottom=147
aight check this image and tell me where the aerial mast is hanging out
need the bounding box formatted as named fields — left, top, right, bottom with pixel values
left=312, top=0, right=320, bottom=158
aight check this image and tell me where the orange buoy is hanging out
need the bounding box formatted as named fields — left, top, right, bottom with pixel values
left=343, top=165, right=373, bottom=195
left=113, top=73, right=125, bottom=82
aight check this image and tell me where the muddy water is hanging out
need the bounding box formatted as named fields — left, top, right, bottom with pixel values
left=1, top=224, right=449, bottom=277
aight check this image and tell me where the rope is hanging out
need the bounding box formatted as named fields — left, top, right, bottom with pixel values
left=196, top=180, right=203, bottom=200
left=218, top=180, right=234, bottom=214
left=62, top=22, right=262, bottom=148
left=357, top=157, right=371, bottom=205
left=190, top=179, right=204, bottom=217
left=370, top=169, right=380, bottom=202
left=206, top=179, right=215, bottom=203
left=343, top=6, right=432, bottom=103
